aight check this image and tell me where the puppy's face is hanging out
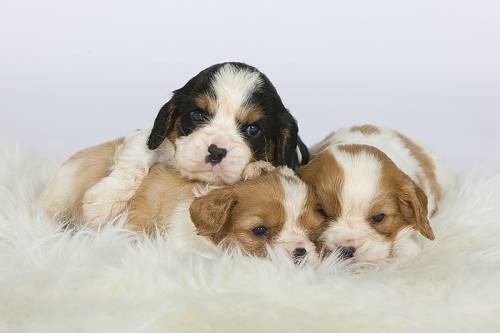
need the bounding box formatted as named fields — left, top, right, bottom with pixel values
left=300, top=145, right=435, bottom=264
left=147, top=62, right=308, bottom=185
left=189, top=167, right=325, bottom=264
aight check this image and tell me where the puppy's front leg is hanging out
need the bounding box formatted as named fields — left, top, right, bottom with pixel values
left=82, top=129, right=163, bottom=227
left=241, top=161, right=275, bottom=180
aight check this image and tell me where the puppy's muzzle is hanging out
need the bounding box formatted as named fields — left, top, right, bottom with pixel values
left=292, top=247, right=307, bottom=264
left=206, top=144, right=227, bottom=165
left=338, top=246, right=356, bottom=260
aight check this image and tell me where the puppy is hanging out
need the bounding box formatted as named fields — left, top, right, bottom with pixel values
left=40, top=62, right=309, bottom=225
left=300, top=125, right=449, bottom=264
left=148, top=62, right=309, bottom=183
left=129, top=166, right=324, bottom=264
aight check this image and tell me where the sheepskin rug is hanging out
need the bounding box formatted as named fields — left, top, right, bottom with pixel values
left=1, top=144, right=500, bottom=333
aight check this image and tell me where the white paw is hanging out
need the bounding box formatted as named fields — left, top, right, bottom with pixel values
left=192, top=183, right=224, bottom=198
left=241, top=161, right=275, bottom=180
left=81, top=177, right=131, bottom=227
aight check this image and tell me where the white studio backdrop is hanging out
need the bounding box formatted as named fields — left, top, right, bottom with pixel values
left=1, top=0, right=499, bottom=170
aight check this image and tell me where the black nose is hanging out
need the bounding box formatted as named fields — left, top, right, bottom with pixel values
left=338, top=246, right=356, bottom=259
left=293, top=248, right=307, bottom=259
left=206, top=144, right=227, bottom=165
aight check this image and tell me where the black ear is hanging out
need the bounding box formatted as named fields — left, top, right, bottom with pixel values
left=147, top=100, right=177, bottom=150
left=275, top=112, right=309, bottom=170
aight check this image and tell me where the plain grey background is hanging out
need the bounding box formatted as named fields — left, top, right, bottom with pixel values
left=1, top=0, right=499, bottom=170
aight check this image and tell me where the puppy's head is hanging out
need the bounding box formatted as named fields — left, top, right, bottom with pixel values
left=300, top=144, right=435, bottom=264
left=189, top=167, right=325, bottom=264
left=148, top=62, right=309, bottom=185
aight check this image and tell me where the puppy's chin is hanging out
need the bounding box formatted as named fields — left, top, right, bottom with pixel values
left=352, top=241, right=392, bottom=263
left=321, top=227, right=392, bottom=264
left=174, top=137, right=252, bottom=185
left=175, top=158, right=248, bottom=185
left=178, top=168, right=238, bottom=185
left=272, top=236, right=321, bottom=266
left=322, top=228, right=425, bottom=264
left=392, top=227, right=424, bottom=261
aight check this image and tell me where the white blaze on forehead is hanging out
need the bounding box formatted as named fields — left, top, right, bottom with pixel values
left=174, top=64, right=260, bottom=184
left=275, top=168, right=319, bottom=263
left=211, top=64, right=262, bottom=115
left=331, top=147, right=382, bottom=215
left=278, top=169, right=308, bottom=236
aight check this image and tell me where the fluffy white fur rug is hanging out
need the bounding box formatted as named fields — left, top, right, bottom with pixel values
left=1, top=144, right=500, bottom=333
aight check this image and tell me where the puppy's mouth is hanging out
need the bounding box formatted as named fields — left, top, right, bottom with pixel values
left=178, top=161, right=244, bottom=185
left=336, top=246, right=356, bottom=261
left=176, top=147, right=251, bottom=185
left=273, top=245, right=319, bottom=266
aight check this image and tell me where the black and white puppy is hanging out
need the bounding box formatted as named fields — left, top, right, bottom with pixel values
left=40, top=62, right=309, bottom=226
left=148, top=62, right=309, bottom=184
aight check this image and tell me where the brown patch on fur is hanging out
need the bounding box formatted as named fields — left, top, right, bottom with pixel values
left=239, top=107, right=264, bottom=124
left=299, top=152, right=344, bottom=221
left=298, top=187, right=329, bottom=247
left=128, top=165, right=200, bottom=235
left=339, top=144, right=435, bottom=241
left=276, top=127, right=291, bottom=162
left=167, top=117, right=181, bottom=142
left=350, top=125, right=380, bottom=135
left=48, top=138, right=125, bottom=223
left=397, top=132, right=442, bottom=213
left=195, top=95, right=218, bottom=115
left=264, top=141, right=275, bottom=162
left=195, top=95, right=264, bottom=125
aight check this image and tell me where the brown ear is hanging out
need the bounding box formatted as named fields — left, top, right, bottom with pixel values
left=189, top=188, right=237, bottom=240
left=298, top=152, right=343, bottom=219
left=398, top=177, right=435, bottom=240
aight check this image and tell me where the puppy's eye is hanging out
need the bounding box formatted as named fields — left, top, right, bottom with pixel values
left=252, top=226, right=268, bottom=237
left=190, top=110, right=208, bottom=123
left=317, top=208, right=328, bottom=218
left=370, top=214, right=386, bottom=224
left=243, top=124, right=261, bottom=138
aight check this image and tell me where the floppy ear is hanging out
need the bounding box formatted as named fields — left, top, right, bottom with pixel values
left=275, top=112, right=309, bottom=169
left=398, top=177, right=435, bottom=240
left=189, top=187, right=237, bottom=241
left=147, top=100, right=178, bottom=150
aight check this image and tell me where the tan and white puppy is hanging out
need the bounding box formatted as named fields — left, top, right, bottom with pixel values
left=40, top=62, right=309, bottom=226
left=39, top=130, right=155, bottom=224
left=129, top=166, right=324, bottom=264
left=300, top=125, right=449, bottom=264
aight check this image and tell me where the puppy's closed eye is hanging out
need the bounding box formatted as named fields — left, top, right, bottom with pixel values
left=369, top=214, right=386, bottom=224
left=251, top=226, right=269, bottom=237
left=190, top=109, right=210, bottom=124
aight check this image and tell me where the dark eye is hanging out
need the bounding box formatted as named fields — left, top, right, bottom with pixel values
left=190, top=110, right=208, bottom=123
left=243, top=124, right=261, bottom=138
left=317, top=208, right=328, bottom=218
left=370, top=214, right=386, bottom=224
left=252, top=226, right=268, bottom=237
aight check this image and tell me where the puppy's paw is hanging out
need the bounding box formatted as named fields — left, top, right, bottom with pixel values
left=81, top=174, right=139, bottom=227
left=242, top=161, right=275, bottom=180
left=192, top=183, right=224, bottom=198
